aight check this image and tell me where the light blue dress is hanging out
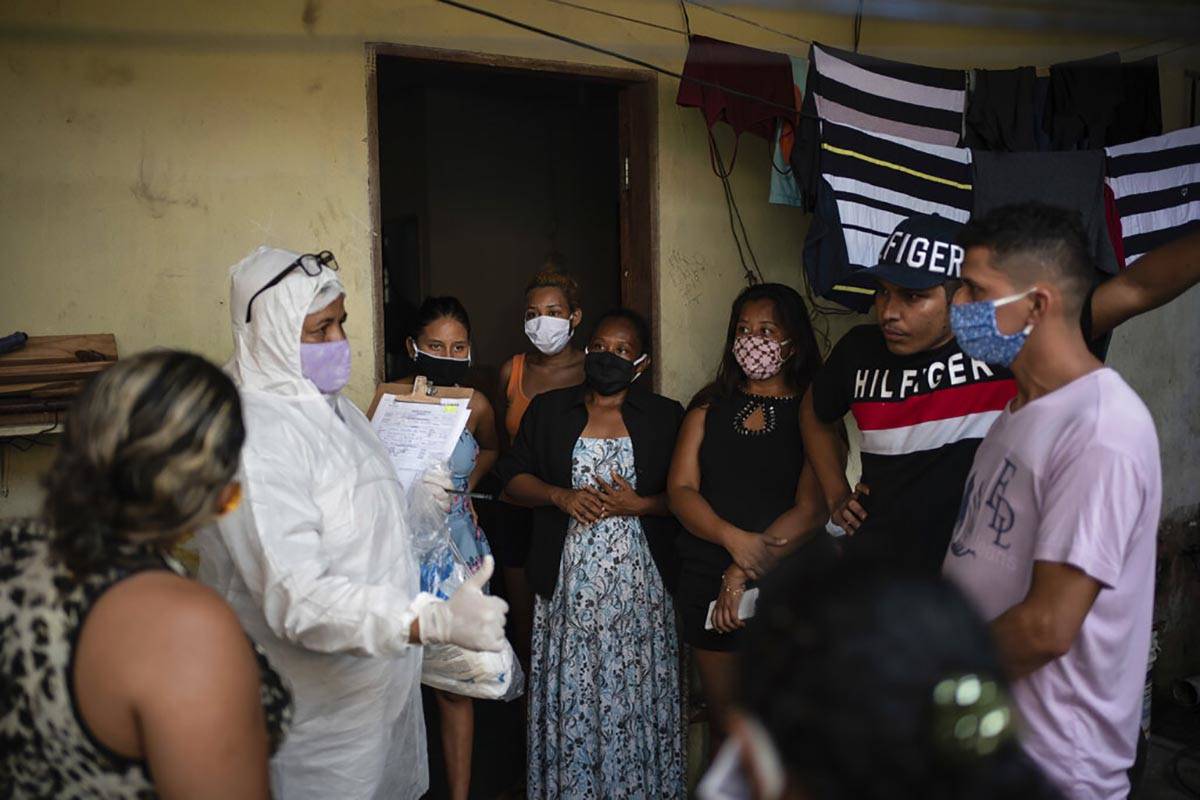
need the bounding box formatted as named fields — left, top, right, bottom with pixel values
left=446, top=428, right=490, bottom=576
left=527, top=437, right=684, bottom=799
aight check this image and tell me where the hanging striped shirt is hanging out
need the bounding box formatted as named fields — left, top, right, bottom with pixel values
left=794, top=42, right=967, bottom=210
left=803, top=121, right=973, bottom=310
left=1106, top=125, right=1200, bottom=266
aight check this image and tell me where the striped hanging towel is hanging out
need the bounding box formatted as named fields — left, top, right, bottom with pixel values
left=803, top=121, right=972, bottom=311
left=1106, top=125, right=1200, bottom=267
left=793, top=42, right=967, bottom=208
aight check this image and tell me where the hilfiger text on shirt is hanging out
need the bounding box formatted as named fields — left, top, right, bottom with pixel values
left=852, top=352, right=999, bottom=402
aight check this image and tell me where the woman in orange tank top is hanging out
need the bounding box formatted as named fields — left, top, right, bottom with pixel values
left=500, top=270, right=587, bottom=440
left=494, top=267, right=586, bottom=668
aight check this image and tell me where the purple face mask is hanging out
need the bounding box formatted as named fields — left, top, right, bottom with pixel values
left=300, top=340, right=351, bottom=394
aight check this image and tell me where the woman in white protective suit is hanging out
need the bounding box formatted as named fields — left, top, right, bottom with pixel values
left=196, top=245, right=508, bottom=800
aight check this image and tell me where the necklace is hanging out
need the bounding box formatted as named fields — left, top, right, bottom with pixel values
left=733, top=397, right=778, bottom=436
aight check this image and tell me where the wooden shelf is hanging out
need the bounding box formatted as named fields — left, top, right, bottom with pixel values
left=0, top=422, right=64, bottom=439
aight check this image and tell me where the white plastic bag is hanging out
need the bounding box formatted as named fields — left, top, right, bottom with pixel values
left=421, top=640, right=525, bottom=701
left=407, top=464, right=525, bottom=701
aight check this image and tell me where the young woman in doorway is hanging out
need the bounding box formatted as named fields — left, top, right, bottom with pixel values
left=493, top=267, right=586, bottom=666
left=668, top=283, right=832, bottom=756
left=403, top=296, right=500, bottom=800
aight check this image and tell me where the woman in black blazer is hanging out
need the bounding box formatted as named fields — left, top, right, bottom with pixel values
left=495, top=308, right=686, bottom=799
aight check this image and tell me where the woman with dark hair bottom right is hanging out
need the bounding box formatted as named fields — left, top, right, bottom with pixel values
left=668, top=283, right=832, bottom=753
left=703, top=557, right=1062, bottom=800
left=0, top=350, right=291, bottom=799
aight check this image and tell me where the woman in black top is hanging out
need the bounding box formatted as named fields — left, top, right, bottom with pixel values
left=668, top=283, right=831, bottom=751
left=495, top=309, right=686, bottom=798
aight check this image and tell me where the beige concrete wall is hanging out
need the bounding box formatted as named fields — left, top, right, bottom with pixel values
left=1, top=0, right=1197, bottom=516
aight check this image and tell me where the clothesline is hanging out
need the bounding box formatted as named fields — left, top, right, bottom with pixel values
left=437, top=0, right=803, bottom=117
left=543, top=0, right=1193, bottom=65
left=543, top=0, right=687, bottom=36
left=685, top=0, right=813, bottom=46
left=443, top=0, right=1196, bottom=128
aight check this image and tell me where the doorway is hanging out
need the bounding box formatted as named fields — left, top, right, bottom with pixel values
left=368, top=45, right=659, bottom=405
left=366, top=44, right=659, bottom=798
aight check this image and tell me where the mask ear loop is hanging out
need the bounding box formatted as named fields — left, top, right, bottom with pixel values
left=631, top=353, right=649, bottom=382
left=992, top=287, right=1037, bottom=336
left=412, top=343, right=471, bottom=365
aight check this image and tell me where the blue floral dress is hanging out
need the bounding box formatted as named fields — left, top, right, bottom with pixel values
left=527, top=437, right=685, bottom=799
left=446, top=428, right=490, bottom=576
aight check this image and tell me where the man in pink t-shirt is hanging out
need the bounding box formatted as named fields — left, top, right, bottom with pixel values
left=942, top=203, right=1162, bottom=800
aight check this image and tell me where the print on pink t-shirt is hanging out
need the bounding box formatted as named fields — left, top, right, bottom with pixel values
left=943, top=369, right=1161, bottom=800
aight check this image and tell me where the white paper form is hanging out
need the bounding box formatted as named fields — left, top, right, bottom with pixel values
left=370, top=394, right=471, bottom=490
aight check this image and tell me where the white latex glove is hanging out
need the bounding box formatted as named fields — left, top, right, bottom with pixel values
left=421, top=467, right=455, bottom=514
left=417, top=556, right=509, bottom=652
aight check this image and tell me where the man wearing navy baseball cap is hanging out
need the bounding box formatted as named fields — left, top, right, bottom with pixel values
left=800, top=212, right=1200, bottom=574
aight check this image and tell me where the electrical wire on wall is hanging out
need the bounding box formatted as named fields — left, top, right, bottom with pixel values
left=544, top=0, right=686, bottom=35
left=684, top=0, right=811, bottom=46
left=674, top=0, right=767, bottom=287
left=853, top=0, right=865, bottom=52
left=708, top=128, right=765, bottom=285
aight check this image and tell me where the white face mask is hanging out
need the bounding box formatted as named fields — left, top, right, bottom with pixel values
left=524, top=315, right=573, bottom=355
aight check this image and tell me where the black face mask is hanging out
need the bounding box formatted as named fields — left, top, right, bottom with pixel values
left=412, top=348, right=471, bottom=386
left=584, top=351, right=645, bottom=396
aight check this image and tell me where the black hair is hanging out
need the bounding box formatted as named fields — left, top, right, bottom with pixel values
left=412, top=295, right=472, bottom=338
left=589, top=307, right=652, bottom=357
left=43, top=351, right=245, bottom=578
left=957, top=203, right=1092, bottom=316
left=690, top=282, right=821, bottom=410
left=743, top=558, right=1062, bottom=800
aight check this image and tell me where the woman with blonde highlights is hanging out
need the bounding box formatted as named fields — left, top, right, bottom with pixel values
left=0, top=350, right=291, bottom=799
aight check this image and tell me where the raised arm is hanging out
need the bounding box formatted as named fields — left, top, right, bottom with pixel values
left=1090, top=228, right=1200, bottom=338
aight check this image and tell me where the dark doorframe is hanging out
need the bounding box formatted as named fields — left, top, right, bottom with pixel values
left=365, top=42, right=660, bottom=387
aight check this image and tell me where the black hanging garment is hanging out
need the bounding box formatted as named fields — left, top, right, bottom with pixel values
left=1105, top=57, right=1163, bottom=147
left=965, top=66, right=1038, bottom=152
left=972, top=150, right=1121, bottom=275
left=1042, top=52, right=1123, bottom=150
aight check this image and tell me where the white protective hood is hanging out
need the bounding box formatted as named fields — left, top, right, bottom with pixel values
left=197, top=246, right=428, bottom=800
left=227, top=245, right=342, bottom=396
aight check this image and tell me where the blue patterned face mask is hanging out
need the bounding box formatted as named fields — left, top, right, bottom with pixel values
left=949, top=289, right=1035, bottom=367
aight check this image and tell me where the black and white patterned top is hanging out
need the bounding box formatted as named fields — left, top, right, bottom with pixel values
left=0, top=519, right=292, bottom=799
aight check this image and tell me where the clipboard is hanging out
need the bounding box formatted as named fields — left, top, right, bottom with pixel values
left=367, top=375, right=474, bottom=418
left=367, top=376, right=475, bottom=490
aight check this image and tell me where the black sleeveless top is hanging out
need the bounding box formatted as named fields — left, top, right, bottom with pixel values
left=0, top=520, right=292, bottom=799
left=677, top=389, right=804, bottom=588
